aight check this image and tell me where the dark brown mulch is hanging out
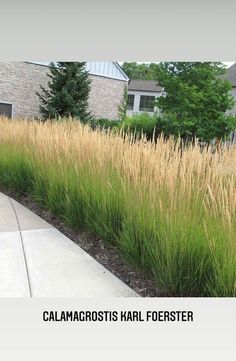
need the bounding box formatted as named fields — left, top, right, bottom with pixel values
left=1, top=188, right=161, bottom=297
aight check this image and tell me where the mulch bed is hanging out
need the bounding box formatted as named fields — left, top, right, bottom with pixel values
left=1, top=188, right=161, bottom=297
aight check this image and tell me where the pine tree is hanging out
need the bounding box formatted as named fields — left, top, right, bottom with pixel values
left=37, top=62, right=92, bottom=122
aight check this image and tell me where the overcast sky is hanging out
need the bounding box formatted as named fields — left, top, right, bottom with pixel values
left=223, top=62, right=234, bottom=67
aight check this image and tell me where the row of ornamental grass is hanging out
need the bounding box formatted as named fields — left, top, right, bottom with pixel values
left=0, top=117, right=235, bottom=296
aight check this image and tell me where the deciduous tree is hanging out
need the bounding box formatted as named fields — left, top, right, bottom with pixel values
left=155, top=62, right=236, bottom=142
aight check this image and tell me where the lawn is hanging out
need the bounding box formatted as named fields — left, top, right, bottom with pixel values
left=0, top=117, right=235, bottom=296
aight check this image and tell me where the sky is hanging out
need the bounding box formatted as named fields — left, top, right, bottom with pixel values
left=223, top=62, right=234, bottom=67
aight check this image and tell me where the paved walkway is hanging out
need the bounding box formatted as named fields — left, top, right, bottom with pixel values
left=0, top=192, right=138, bottom=297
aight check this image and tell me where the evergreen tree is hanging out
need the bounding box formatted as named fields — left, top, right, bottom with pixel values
left=37, top=62, right=91, bottom=122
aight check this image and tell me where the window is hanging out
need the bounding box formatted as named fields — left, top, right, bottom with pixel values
left=0, top=102, right=12, bottom=118
left=139, top=96, right=155, bottom=112
left=127, top=94, right=135, bottom=110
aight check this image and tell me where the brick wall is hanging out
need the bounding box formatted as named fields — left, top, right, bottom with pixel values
left=0, top=62, right=49, bottom=119
left=88, top=74, right=126, bottom=119
left=0, top=62, right=127, bottom=120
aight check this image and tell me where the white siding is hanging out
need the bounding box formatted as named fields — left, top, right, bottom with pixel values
left=127, top=90, right=161, bottom=116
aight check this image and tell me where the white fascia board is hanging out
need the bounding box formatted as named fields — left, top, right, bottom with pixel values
left=113, top=62, right=129, bottom=81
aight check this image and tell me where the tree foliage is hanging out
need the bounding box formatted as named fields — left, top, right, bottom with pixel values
left=118, top=86, right=128, bottom=120
left=37, top=62, right=91, bottom=122
left=154, top=62, right=236, bottom=142
left=121, top=62, right=159, bottom=80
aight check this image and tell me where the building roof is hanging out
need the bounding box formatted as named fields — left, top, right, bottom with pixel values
left=27, top=61, right=129, bottom=82
left=128, top=79, right=162, bottom=92
left=86, top=62, right=129, bottom=82
left=223, top=63, right=236, bottom=86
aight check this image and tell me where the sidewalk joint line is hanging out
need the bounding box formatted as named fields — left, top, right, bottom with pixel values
left=8, top=197, right=32, bottom=298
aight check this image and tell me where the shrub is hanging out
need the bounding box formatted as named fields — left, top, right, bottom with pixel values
left=92, top=118, right=120, bottom=130
left=120, top=113, right=160, bottom=140
left=155, top=112, right=236, bottom=143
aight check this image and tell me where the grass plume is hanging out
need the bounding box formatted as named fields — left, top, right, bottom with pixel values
left=0, top=117, right=235, bottom=296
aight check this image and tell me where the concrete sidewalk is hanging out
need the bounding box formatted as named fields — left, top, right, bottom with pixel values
left=0, top=192, right=138, bottom=297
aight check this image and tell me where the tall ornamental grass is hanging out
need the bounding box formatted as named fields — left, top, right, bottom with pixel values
left=0, top=117, right=235, bottom=296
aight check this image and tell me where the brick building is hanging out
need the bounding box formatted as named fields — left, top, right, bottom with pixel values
left=0, top=62, right=129, bottom=120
